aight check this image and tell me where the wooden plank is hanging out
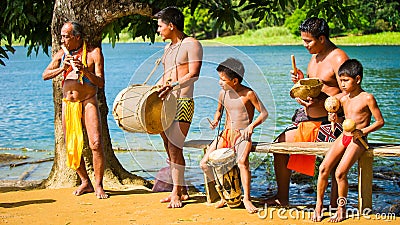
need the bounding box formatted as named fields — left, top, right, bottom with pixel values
left=184, top=140, right=400, bottom=157
left=185, top=139, right=399, bottom=212
left=358, top=152, right=373, bottom=211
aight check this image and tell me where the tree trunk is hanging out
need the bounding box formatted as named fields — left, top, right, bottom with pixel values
left=42, top=0, right=153, bottom=189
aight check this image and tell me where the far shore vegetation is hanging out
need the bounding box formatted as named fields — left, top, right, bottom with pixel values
left=114, top=27, right=400, bottom=46
left=11, top=27, right=400, bottom=47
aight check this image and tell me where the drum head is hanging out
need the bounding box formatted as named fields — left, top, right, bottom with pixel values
left=141, top=89, right=177, bottom=134
left=208, top=148, right=235, bottom=165
left=112, top=86, right=137, bottom=132
left=112, top=84, right=177, bottom=134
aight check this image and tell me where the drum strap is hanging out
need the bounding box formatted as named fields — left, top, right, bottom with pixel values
left=142, top=36, right=183, bottom=85
left=215, top=91, right=227, bottom=149
left=143, top=58, right=162, bottom=85
left=211, top=166, right=227, bottom=202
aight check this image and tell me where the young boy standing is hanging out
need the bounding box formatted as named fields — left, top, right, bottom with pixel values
left=312, top=59, right=384, bottom=222
left=200, top=58, right=268, bottom=213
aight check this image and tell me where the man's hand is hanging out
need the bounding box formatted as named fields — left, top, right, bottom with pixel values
left=71, top=57, right=85, bottom=71
left=158, top=85, right=173, bottom=100
left=239, top=125, right=253, bottom=141
left=62, top=55, right=74, bottom=71
left=352, top=129, right=364, bottom=139
left=295, top=96, right=316, bottom=107
left=328, top=112, right=338, bottom=123
left=291, top=68, right=305, bottom=84
left=208, top=118, right=218, bottom=130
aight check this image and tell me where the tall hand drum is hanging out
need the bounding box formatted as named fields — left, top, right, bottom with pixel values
left=208, top=148, right=243, bottom=208
left=112, top=84, right=177, bottom=134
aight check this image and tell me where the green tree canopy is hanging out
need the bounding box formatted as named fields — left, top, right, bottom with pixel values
left=2, top=0, right=399, bottom=66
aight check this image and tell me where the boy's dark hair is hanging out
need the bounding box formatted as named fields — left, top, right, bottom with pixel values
left=216, top=58, right=245, bottom=83
left=299, top=17, right=329, bottom=39
left=339, top=59, right=363, bottom=81
left=154, top=6, right=184, bottom=32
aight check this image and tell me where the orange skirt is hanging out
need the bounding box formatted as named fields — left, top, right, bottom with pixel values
left=287, top=121, right=321, bottom=176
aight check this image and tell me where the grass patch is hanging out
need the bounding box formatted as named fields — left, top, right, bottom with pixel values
left=204, top=27, right=299, bottom=46
left=206, top=27, right=400, bottom=46
left=331, top=32, right=400, bottom=45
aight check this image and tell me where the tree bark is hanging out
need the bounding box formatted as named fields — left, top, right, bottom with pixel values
left=42, top=0, right=153, bottom=189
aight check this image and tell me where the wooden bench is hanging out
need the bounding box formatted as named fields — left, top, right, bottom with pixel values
left=184, top=140, right=400, bottom=211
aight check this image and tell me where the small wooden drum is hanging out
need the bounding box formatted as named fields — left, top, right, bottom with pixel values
left=112, top=84, right=177, bottom=134
left=208, top=148, right=243, bottom=208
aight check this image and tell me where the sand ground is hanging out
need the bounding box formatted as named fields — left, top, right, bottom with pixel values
left=0, top=184, right=397, bottom=225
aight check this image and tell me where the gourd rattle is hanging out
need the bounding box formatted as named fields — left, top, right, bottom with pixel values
left=342, top=119, right=369, bottom=149
left=324, top=96, right=340, bottom=132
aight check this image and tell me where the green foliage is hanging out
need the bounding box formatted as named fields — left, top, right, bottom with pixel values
left=183, top=7, right=214, bottom=39
left=2, top=0, right=399, bottom=66
left=103, top=15, right=158, bottom=46
left=0, top=43, right=15, bottom=66
left=206, top=0, right=243, bottom=31
left=0, top=0, right=53, bottom=66
left=243, top=0, right=284, bottom=24
left=350, top=0, right=400, bottom=34
left=284, top=9, right=307, bottom=36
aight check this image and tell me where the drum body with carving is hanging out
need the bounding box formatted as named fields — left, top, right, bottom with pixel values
left=112, top=84, right=177, bottom=134
left=208, top=148, right=242, bottom=208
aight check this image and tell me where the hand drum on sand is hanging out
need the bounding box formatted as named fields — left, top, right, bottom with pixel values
left=112, top=84, right=177, bottom=134
left=343, top=119, right=369, bottom=149
left=324, top=96, right=340, bottom=132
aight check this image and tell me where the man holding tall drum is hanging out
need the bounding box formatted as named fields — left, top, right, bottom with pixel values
left=155, top=6, right=203, bottom=208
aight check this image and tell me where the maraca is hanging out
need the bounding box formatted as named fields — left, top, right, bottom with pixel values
left=342, top=119, right=369, bottom=149
left=324, top=96, right=340, bottom=132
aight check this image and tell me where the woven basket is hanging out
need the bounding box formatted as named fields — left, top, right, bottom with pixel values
left=290, top=78, right=323, bottom=100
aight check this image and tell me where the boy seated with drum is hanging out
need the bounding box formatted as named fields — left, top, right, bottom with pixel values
left=312, top=59, right=384, bottom=222
left=200, top=58, right=268, bottom=213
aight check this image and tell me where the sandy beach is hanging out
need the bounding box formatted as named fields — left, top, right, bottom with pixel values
left=0, top=183, right=397, bottom=225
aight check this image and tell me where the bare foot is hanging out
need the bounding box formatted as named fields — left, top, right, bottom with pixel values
left=181, top=187, right=189, bottom=201
left=262, top=196, right=288, bottom=207
left=160, top=196, right=171, bottom=203
left=95, top=185, right=109, bottom=199
left=160, top=187, right=189, bottom=202
left=215, top=199, right=226, bottom=209
left=160, top=195, right=189, bottom=203
left=311, top=204, right=323, bottom=222
left=167, top=195, right=182, bottom=208
left=329, top=206, right=346, bottom=223
left=73, top=183, right=94, bottom=196
left=243, top=199, right=259, bottom=214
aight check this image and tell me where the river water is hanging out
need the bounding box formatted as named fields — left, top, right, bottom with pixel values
left=0, top=43, right=399, bottom=212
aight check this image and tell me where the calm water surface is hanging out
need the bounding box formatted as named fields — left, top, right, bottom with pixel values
left=0, top=43, right=399, bottom=212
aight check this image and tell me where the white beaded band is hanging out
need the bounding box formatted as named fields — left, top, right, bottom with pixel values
left=171, top=81, right=180, bottom=90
